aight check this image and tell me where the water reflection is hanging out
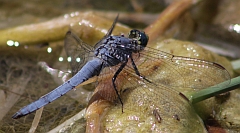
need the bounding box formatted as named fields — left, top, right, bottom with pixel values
left=228, top=24, right=240, bottom=33
left=7, top=40, right=19, bottom=47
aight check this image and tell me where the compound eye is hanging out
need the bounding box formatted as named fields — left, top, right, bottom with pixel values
left=128, top=29, right=140, bottom=39
left=128, top=29, right=149, bottom=47
left=139, top=31, right=149, bottom=47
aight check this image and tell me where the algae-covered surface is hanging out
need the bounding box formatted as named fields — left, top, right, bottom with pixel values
left=0, top=0, right=240, bottom=133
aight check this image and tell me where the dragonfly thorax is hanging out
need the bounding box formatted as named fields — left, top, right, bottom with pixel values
left=94, top=35, right=143, bottom=67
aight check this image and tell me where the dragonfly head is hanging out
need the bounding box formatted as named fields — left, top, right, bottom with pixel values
left=128, top=29, right=149, bottom=48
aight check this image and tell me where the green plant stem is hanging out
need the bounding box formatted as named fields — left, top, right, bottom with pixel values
left=190, top=76, right=240, bottom=104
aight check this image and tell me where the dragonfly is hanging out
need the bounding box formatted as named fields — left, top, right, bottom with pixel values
left=12, top=15, right=230, bottom=119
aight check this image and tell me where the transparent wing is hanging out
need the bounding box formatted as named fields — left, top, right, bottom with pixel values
left=87, top=48, right=229, bottom=132
left=94, top=14, right=119, bottom=48
left=134, top=47, right=231, bottom=90
left=88, top=46, right=231, bottom=105
left=111, top=73, right=205, bottom=132
left=64, top=14, right=119, bottom=76
left=64, top=31, right=94, bottom=76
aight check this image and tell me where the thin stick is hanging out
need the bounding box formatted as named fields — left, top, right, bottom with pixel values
left=29, top=107, right=44, bottom=133
left=47, top=108, right=86, bottom=133
left=145, top=0, right=201, bottom=43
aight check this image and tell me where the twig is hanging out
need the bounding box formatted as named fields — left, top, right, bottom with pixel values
left=47, top=108, right=86, bottom=133
left=145, top=0, right=202, bottom=43
left=28, top=107, right=44, bottom=133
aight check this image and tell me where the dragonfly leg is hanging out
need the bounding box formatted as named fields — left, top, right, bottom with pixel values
left=130, top=55, right=152, bottom=83
left=112, top=61, right=127, bottom=113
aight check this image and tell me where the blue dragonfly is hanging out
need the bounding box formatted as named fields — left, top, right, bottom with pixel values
left=12, top=15, right=230, bottom=119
